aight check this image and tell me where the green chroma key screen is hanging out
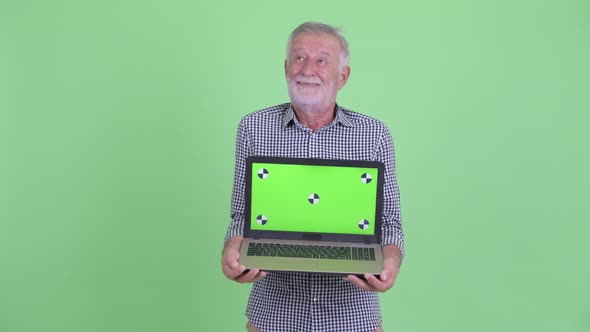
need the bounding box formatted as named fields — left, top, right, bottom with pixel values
left=250, top=162, right=379, bottom=235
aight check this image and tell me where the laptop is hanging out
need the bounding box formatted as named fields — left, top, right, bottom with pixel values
left=239, top=156, right=384, bottom=276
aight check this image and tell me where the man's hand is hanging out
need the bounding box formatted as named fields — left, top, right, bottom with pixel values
left=345, top=244, right=401, bottom=292
left=222, top=236, right=267, bottom=283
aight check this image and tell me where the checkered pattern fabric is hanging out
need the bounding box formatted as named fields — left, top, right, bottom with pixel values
left=225, top=103, right=405, bottom=332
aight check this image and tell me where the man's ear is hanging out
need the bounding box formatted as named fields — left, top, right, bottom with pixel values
left=338, top=66, right=351, bottom=90
left=284, top=59, right=288, bottom=77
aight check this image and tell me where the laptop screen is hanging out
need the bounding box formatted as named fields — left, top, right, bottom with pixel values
left=246, top=157, right=383, bottom=237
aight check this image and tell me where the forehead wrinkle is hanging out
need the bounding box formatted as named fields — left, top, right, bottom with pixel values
left=290, top=47, right=333, bottom=57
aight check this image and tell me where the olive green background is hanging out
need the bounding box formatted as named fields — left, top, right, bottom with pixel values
left=1, top=0, right=589, bottom=331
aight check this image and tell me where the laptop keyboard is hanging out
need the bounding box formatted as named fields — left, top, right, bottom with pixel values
left=246, top=243, right=375, bottom=261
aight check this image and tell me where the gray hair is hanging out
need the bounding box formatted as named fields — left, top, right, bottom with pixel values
left=285, top=22, right=350, bottom=70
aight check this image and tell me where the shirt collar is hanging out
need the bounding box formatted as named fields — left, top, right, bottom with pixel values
left=282, top=104, right=354, bottom=129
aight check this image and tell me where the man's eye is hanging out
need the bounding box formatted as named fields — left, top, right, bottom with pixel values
left=297, top=56, right=304, bottom=61
left=318, top=59, right=327, bottom=65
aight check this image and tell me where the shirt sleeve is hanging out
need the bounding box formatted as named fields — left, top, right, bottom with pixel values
left=224, top=117, right=252, bottom=242
left=375, top=124, right=405, bottom=257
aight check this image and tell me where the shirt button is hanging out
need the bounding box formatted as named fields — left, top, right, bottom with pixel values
left=312, top=297, right=318, bottom=302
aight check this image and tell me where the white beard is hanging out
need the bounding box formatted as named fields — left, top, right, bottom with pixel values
left=287, top=75, right=338, bottom=113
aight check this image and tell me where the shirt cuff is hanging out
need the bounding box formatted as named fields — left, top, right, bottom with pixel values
left=381, top=229, right=405, bottom=258
left=224, top=215, right=245, bottom=243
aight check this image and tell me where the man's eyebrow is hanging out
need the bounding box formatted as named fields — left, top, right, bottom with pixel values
left=290, top=48, right=332, bottom=56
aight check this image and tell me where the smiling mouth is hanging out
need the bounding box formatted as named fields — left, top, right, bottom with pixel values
left=296, top=81, right=321, bottom=86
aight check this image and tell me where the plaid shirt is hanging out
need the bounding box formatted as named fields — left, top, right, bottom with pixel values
left=225, top=103, right=404, bottom=332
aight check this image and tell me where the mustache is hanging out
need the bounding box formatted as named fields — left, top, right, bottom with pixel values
left=292, top=75, right=322, bottom=85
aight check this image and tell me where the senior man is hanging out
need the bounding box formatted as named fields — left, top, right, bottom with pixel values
left=221, top=22, right=405, bottom=332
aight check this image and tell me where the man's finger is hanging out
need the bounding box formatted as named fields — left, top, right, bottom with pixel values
left=365, top=273, right=392, bottom=292
left=221, top=249, right=241, bottom=277
left=223, top=259, right=239, bottom=269
left=345, top=275, right=375, bottom=292
left=221, top=259, right=238, bottom=273
left=223, top=262, right=246, bottom=280
left=251, top=271, right=268, bottom=283
left=364, top=273, right=381, bottom=285
left=236, top=268, right=260, bottom=283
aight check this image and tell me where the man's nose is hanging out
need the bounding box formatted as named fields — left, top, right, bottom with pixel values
left=302, top=59, right=316, bottom=76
